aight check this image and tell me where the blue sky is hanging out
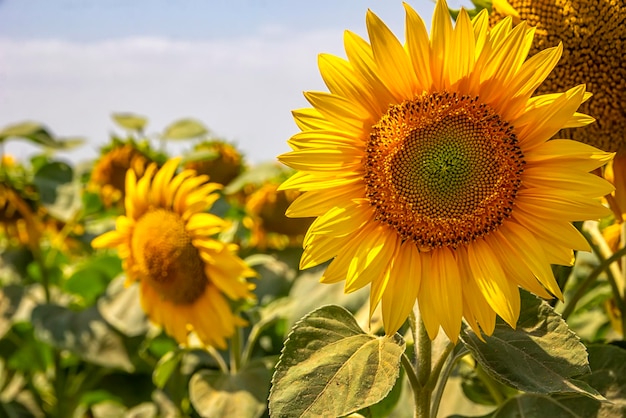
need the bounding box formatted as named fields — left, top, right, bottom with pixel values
left=0, top=0, right=449, bottom=164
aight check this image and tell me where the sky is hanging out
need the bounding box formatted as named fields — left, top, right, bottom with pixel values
left=0, top=0, right=452, bottom=165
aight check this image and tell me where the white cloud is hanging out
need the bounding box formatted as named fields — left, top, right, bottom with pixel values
left=0, top=29, right=346, bottom=164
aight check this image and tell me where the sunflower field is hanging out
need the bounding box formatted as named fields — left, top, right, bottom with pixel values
left=1, top=0, right=625, bottom=417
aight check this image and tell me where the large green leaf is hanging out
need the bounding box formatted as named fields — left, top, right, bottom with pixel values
left=97, top=276, right=149, bottom=337
left=269, top=305, right=405, bottom=418
left=189, top=360, right=272, bottom=418
left=33, top=161, right=75, bottom=219
left=111, top=113, right=148, bottom=132
left=31, top=304, right=135, bottom=372
left=162, top=118, right=208, bottom=140
left=461, top=291, right=601, bottom=400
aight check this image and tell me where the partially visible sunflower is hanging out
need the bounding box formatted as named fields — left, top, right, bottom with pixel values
left=0, top=182, right=42, bottom=249
left=89, top=143, right=152, bottom=208
left=490, top=0, right=626, bottom=153
left=91, top=158, right=256, bottom=348
left=184, top=140, right=245, bottom=186
left=244, top=182, right=314, bottom=250
left=279, top=0, right=613, bottom=341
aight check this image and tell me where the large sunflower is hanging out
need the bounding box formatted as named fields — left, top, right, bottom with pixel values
left=278, top=0, right=614, bottom=341
left=92, top=158, right=256, bottom=348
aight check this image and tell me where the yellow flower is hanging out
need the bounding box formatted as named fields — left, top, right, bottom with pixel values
left=491, top=0, right=626, bottom=153
left=92, top=158, right=256, bottom=348
left=278, top=0, right=613, bottom=341
left=89, top=143, right=152, bottom=207
left=244, top=183, right=313, bottom=250
left=184, top=140, right=245, bottom=186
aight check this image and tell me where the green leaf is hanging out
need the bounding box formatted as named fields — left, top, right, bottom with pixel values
left=33, top=161, right=73, bottom=206
left=461, top=291, right=601, bottom=400
left=269, top=305, right=405, bottom=418
left=0, top=121, right=58, bottom=147
left=0, top=285, right=25, bottom=339
left=554, top=344, right=626, bottom=417
left=3, top=322, right=54, bottom=373
left=31, top=304, right=136, bottom=372
left=162, top=118, right=208, bottom=140
left=189, top=360, right=272, bottom=418
left=111, top=113, right=148, bottom=132
left=97, top=277, right=149, bottom=337
left=64, top=254, right=121, bottom=305
left=153, top=350, right=184, bottom=389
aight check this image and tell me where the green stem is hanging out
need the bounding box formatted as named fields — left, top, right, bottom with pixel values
left=430, top=348, right=467, bottom=418
left=476, top=363, right=505, bottom=404
left=561, top=244, right=626, bottom=320
left=229, top=327, right=243, bottom=374
left=414, top=313, right=431, bottom=418
left=425, top=341, right=456, bottom=392
left=206, top=346, right=229, bottom=374
left=401, top=352, right=421, bottom=394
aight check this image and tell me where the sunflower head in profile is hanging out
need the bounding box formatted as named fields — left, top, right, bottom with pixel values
left=490, top=0, right=626, bottom=153
left=243, top=181, right=314, bottom=250
left=89, top=142, right=153, bottom=208
left=278, top=0, right=614, bottom=342
left=184, top=140, right=246, bottom=186
left=92, top=158, right=256, bottom=349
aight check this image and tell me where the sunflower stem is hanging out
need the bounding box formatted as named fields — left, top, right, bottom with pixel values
left=413, top=308, right=431, bottom=418
left=229, top=326, right=243, bottom=374
left=562, top=231, right=626, bottom=320
left=431, top=347, right=467, bottom=418
left=206, top=346, right=229, bottom=375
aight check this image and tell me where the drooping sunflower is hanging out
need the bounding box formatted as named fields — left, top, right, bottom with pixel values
left=89, top=143, right=152, bottom=207
left=184, top=140, right=245, bottom=186
left=278, top=0, right=614, bottom=341
left=490, top=0, right=626, bottom=153
left=91, top=158, right=256, bottom=348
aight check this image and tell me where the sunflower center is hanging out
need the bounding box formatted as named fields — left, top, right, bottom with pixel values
left=131, top=209, right=207, bottom=304
left=365, top=92, right=524, bottom=250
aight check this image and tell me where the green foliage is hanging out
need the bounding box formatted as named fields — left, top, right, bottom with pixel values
left=269, top=305, right=405, bottom=418
left=162, top=118, right=208, bottom=140
left=111, top=113, right=148, bottom=132
left=461, top=291, right=602, bottom=400
left=189, top=360, right=272, bottom=418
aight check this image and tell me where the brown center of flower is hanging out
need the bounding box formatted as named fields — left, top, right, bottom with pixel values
left=365, top=92, right=524, bottom=250
left=131, top=209, right=207, bottom=304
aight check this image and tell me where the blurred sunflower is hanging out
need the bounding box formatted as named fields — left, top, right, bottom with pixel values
left=244, top=182, right=314, bottom=250
left=490, top=0, right=626, bottom=153
left=91, top=158, right=256, bottom=348
left=0, top=182, right=41, bottom=249
left=279, top=0, right=613, bottom=341
left=184, top=140, right=245, bottom=186
left=89, top=143, right=152, bottom=207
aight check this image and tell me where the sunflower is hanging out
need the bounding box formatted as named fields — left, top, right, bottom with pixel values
left=244, top=182, right=314, bottom=250
left=184, top=140, right=245, bottom=186
left=89, top=143, right=152, bottom=207
left=278, top=0, right=614, bottom=341
left=490, top=0, right=626, bottom=153
left=91, top=158, right=256, bottom=348
left=0, top=183, right=42, bottom=249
